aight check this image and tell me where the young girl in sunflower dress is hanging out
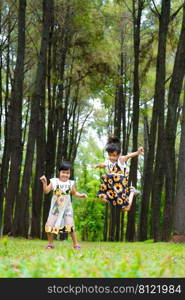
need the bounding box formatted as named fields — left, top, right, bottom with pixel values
left=95, top=136, right=144, bottom=211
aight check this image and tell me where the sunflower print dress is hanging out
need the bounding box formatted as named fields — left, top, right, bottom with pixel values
left=97, top=159, right=130, bottom=209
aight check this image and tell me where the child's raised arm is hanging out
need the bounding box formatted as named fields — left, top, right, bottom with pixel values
left=120, top=147, right=144, bottom=163
left=40, top=175, right=52, bottom=194
left=71, top=185, right=87, bottom=198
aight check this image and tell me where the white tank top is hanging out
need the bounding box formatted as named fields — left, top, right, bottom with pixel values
left=104, top=158, right=127, bottom=173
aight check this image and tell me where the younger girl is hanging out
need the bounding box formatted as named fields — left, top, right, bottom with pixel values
left=40, top=161, right=87, bottom=249
left=95, top=136, right=144, bottom=211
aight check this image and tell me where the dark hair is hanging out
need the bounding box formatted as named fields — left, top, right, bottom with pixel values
left=105, top=135, right=121, bottom=154
left=58, top=160, right=72, bottom=171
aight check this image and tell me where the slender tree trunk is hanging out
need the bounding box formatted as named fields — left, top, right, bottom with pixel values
left=30, top=0, right=54, bottom=238
left=151, top=1, right=171, bottom=242
left=139, top=0, right=171, bottom=241
left=0, top=1, right=3, bottom=232
left=114, top=85, right=122, bottom=139
left=42, top=36, right=57, bottom=240
left=115, top=206, right=120, bottom=241
left=61, top=86, right=70, bottom=160
left=0, top=2, right=2, bottom=150
left=68, top=87, right=79, bottom=161
left=162, top=2, right=185, bottom=241
left=3, top=0, right=26, bottom=235
left=173, top=84, right=185, bottom=239
left=122, top=53, right=127, bottom=155
left=0, top=16, right=11, bottom=233
left=109, top=205, right=116, bottom=241
left=126, top=0, right=144, bottom=241
left=120, top=212, right=125, bottom=241
left=103, top=203, right=108, bottom=241
left=56, top=4, right=73, bottom=167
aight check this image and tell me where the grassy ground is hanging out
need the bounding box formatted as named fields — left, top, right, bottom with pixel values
left=0, top=237, right=185, bottom=278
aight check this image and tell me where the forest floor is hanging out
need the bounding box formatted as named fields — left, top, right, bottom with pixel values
left=0, top=237, right=185, bottom=278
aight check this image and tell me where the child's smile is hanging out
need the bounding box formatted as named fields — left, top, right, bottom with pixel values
left=108, top=151, right=119, bottom=163
left=59, top=169, right=70, bottom=182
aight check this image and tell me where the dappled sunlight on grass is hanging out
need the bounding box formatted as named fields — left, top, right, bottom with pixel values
left=0, top=238, right=185, bottom=278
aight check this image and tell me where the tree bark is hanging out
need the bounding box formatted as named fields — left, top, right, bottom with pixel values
left=0, top=2, right=2, bottom=151
left=31, top=0, right=54, bottom=238
left=173, top=84, right=185, bottom=237
left=126, top=0, right=144, bottom=241
left=108, top=205, right=116, bottom=241
left=3, top=0, right=26, bottom=235
left=0, top=15, right=11, bottom=233
left=151, top=0, right=171, bottom=242
left=56, top=3, right=73, bottom=167
left=103, top=203, right=109, bottom=241
left=162, top=2, right=185, bottom=241
left=139, top=0, right=171, bottom=241
left=42, top=21, right=57, bottom=239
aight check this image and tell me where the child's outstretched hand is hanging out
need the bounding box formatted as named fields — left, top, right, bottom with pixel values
left=93, top=163, right=106, bottom=169
left=98, top=195, right=109, bottom=203
left=40, top=175, right=47, bottom=184
left=80, top=193, right=88, bottom=198
left=138, top=147, right=144, bottom=155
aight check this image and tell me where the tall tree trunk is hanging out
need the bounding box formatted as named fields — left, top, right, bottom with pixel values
left=126, top=0, right=144, bottom=242
left=115, top=206, right=121, bottom=241
left=3, top=0, right=26, bottom=235
left=114, top=85, right=122, bottom=139
left=173, top=84, right=185, bottom=238
left=162, top=2, right=185, bottom=241
left=111, top=21, right=124, bottom=241
left=122, top=53, right=127, bottom=155
left=108, top=205, right=116, bottom=241
left=68, top=87, right=79, bottom=161
left=42, top=22, right=57, bottom=239
left=151, top=0, right=171, bottom=242
left=0, top=2, right=2, bottom=151
left=31, top=0, right=53, bottom=238
left=120, top=212, right=125, bottom=241
left=0, top=16, right=11, bottom=234
left=103, top=203, right=108, bottom=241
left=139, top=0, right=171, bottom=241
left=61, top=85, right=71, bottom=161
left=0, top=0, right=3, bottom=232
left=56, top=4, right=73, bottom=167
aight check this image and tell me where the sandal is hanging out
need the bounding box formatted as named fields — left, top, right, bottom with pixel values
left=74, top=244, right=81, bottom=249
left=45, top=244, right=54, bottom=249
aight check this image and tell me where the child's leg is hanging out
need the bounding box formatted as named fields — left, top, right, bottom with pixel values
left=70, top=231, right=80, bottom=248
left=122, top=187, right=135, bottom=212
left=47, top=232, right=54, bottom=246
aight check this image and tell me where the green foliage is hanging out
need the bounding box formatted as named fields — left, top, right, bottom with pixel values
left=72, top=137, right=108, bottom=241
left=0, top=238, right=185, bottom=277
left=73, top=197, right=105, bottom=241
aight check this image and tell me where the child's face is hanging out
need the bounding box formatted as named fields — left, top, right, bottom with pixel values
left=59, top=169, right=70, bottom=181
left=108, top=151, right=120, bottom=163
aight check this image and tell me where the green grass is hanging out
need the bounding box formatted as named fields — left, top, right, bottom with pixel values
left=0, top=237, right=185, bottom=278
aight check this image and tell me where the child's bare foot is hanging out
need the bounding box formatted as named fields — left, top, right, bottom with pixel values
left=122, top=205, right=131, bottom=212
left=130, top=186, right=141, bottom=196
